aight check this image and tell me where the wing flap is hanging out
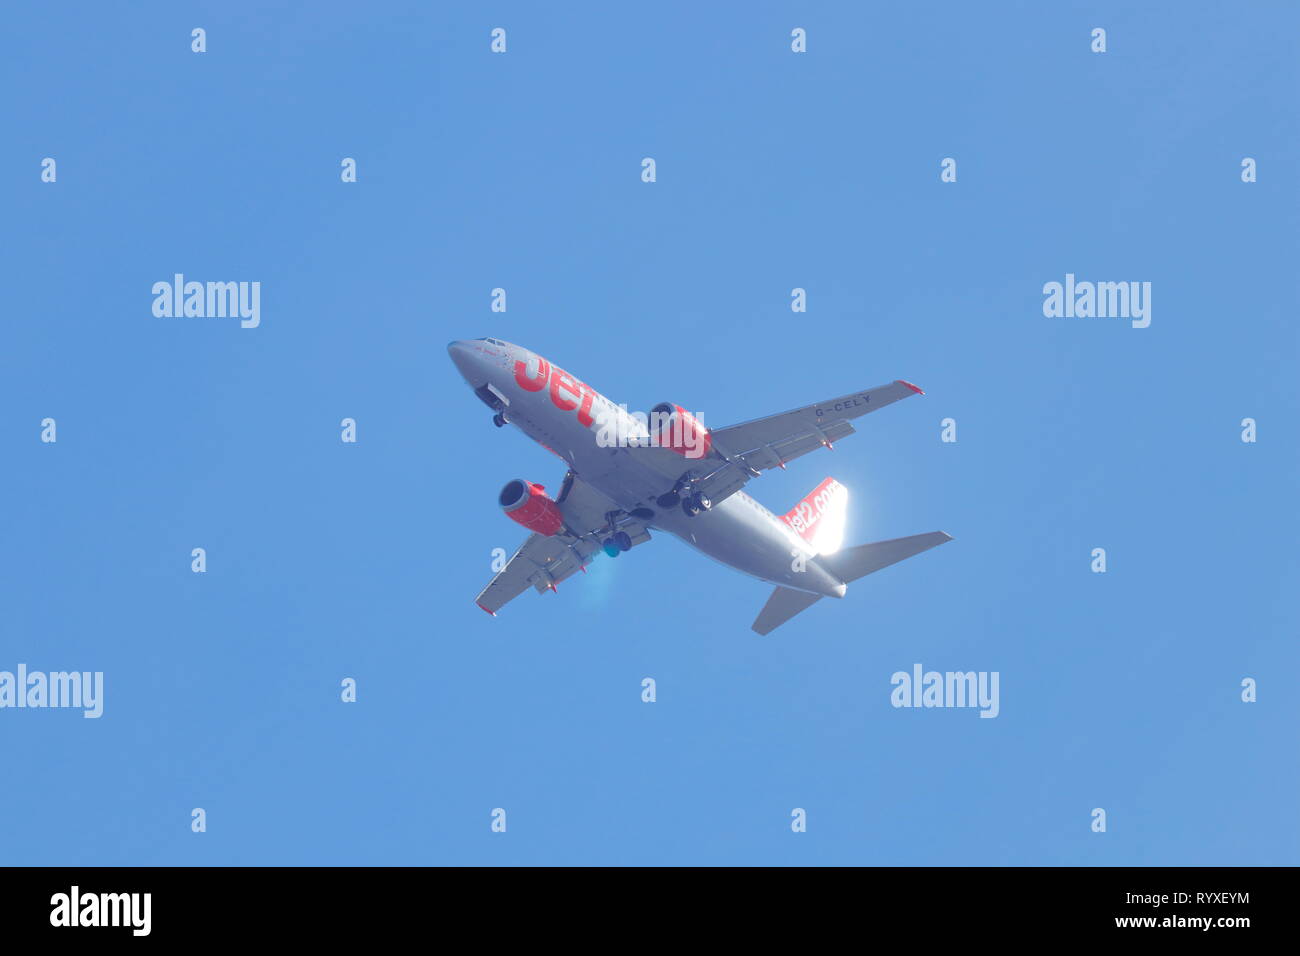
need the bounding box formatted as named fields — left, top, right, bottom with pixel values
left=725, top=420, right=856, bottom=472
left=475, top=533, right=601, bottom=612
left=711, top=381, right=919, bottom=474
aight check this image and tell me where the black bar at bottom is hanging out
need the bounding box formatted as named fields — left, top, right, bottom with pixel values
left=0, top=866, right=1278, bottom=941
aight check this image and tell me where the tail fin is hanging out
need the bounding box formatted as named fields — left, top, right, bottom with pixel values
left=782, top=476, right=850, bottom=554
left=752, top=586, right=823, bottom=635
left=816, top=531, right=953, bottom=584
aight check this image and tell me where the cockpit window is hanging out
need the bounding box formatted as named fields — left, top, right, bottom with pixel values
left=478, top=337, right=505, bottom=346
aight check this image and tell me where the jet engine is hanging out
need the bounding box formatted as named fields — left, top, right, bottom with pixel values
left=499, top=479, right=564, bottom=536
left=649, top=402, right=712, bottom=459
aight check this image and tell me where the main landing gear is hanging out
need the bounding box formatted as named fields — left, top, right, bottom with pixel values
left=602, top=530, right=633, bottom=557
left=656, top=480, right=712, bottom=518
left=681, top=492, right=712, bottom=517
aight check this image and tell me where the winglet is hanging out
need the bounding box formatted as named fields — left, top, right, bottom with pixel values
left=896, top=379, right=924, bottom=395
left=476, top=602, right=497, bottom=617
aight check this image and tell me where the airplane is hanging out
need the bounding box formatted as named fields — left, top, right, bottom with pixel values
left=448, top=338, right=952, bottom=634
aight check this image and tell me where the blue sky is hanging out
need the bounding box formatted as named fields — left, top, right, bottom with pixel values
left=3, top=1, right=1296, bottom=865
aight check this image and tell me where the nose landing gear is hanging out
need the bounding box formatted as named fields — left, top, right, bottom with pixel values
left=492, top=412, right=508, bottom=428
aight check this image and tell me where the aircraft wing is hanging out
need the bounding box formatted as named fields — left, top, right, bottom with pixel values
left=709, top=380, right=924, bottom=474
left=474, top=472, right=651, bottom=615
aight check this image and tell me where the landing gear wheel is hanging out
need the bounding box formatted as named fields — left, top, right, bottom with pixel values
left=602, top=539, right=620, bottom=558
left=492, top=412, right=507, bottom=428
left=614, top=531, right=632, bottom=552
left=682, top=492, right=710, bottom=516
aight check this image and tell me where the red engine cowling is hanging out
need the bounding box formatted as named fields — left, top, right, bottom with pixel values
left=650, top=402, right=712, bottom=459
left=499, top=479, right=564, bottom=536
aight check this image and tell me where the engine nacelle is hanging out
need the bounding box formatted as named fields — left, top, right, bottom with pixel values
left=649, top=402, right=712, bottom=459
left=499, top=479, right=564, bottom=536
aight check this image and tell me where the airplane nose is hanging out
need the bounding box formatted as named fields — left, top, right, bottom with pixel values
left=447, top=340, right=477, bottom=379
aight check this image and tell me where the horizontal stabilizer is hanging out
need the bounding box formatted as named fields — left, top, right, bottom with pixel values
left=817, top=531, right=952, bottom=584
left=752, top=586, right=823, bottom=635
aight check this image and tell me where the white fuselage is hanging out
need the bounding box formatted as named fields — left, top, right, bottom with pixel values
left=449, top=338, right=846, bottom=598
